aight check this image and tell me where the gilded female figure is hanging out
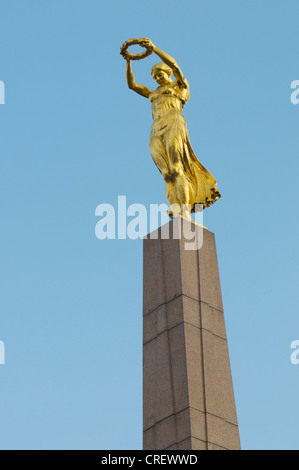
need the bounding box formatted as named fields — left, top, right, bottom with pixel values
left=122, top=38, right=221, bottom=219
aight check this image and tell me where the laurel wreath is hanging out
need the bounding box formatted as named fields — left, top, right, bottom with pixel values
left=120, top=38, right=153, bottom=61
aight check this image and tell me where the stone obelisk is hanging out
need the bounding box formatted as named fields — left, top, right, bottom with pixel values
left=143, top=218, right=241, bottom=450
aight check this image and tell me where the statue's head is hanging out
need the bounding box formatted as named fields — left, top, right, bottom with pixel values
left=151, top=62, right=172, bottom=86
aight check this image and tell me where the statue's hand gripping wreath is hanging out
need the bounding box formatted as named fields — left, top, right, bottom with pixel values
left=120, top=38, right=221, bottom=219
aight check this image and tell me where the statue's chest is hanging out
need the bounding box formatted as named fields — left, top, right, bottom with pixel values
left=150, top=84, right=179, bottom=102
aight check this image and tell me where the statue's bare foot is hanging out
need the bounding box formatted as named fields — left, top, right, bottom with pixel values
left=168, top=204, right=181, bottom=219
left=181, top=208, right=192, bottom=221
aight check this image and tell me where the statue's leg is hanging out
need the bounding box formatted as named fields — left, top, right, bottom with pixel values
left=149, top=135, right=178, bottom=209
left=166, top=135, right=192, bottom=214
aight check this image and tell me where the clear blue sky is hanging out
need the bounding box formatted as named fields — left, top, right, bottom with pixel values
left=0, top=0, right=298, bottom=450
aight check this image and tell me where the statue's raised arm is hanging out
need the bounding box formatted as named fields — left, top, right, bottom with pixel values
left=125, top=59, right=152, bottom=98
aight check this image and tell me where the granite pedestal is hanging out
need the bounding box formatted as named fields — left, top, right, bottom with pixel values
left=143, top=218, right=241, bottom=450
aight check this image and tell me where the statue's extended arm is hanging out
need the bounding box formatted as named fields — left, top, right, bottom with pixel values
left=139, top=39, right=189, bottom=89
left=126, top=60, right=152, bottom=98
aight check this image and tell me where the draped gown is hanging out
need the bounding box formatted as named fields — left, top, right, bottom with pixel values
left=149, top=80, right=221, bottom=211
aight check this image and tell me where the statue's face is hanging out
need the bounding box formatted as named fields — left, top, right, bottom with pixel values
left=152, top=69, right=171, bottom=86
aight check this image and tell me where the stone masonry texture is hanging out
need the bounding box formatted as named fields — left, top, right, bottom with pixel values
left=143, top=218, right=241, bottom=450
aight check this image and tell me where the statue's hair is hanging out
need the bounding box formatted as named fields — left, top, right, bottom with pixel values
left=151, top=62, right=172, bottom=78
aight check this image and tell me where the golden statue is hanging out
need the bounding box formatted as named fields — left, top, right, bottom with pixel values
left=120, top=38, right=221, bottom=219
